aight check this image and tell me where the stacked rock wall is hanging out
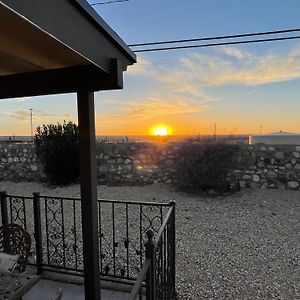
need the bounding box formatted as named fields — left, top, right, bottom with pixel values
left=0, top=144, right=44, bottom=182
left=228, top=144, right=300, bottom=190
left=1, top=143, right=300, bottom=190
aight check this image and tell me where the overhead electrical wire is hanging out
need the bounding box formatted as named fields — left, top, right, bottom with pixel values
left=132, top=35, right=300, bottom=53
left=91, top=0, right=129, bottom=6
left=129, top=28, right=300, bottom=47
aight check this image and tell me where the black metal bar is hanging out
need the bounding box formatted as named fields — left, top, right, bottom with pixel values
left=0, top=191, right=8, bottom=226
left=22, top=198, right=27, bottom=230
left=128, top=259, right=150, bottom=300
left=169, top=201, right=176, bottom=298
left=112, top=202, right=116, bottom=275
left=77, top=90, right=100, bottom=300
left=39, top=194, right=172, bottom=207
left=61, top=198, right=66, bottom=267
left=73, top=200, right=78, bottom=269
left=139, top=205, right=143, bottom=271
left=145, top=230, right=155, bottom=300
left=45, top=197, right=50, bottom=266
left=9, top=196, right=13, bottom=224
left=98, top=201, right=103, bottom=273
left=33, top=192, right=43, bottom=275
left=126, top=203, right=129, bottom=277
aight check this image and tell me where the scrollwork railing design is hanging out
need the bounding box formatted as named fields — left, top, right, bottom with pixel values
left=0, top=191, right=172, bottom=285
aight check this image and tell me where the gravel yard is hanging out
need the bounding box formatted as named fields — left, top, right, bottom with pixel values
left=0, top=181, right=299, bottom=299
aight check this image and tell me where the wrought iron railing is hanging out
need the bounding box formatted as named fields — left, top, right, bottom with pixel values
left=129, top=202, right=176, bottom=300
left=0, top=191, right=174, bottom=287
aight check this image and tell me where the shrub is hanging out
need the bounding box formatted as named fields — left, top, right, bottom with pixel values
left=173, top=143, right=239, bottom=194
left=34, top=121, right=79, bottom=185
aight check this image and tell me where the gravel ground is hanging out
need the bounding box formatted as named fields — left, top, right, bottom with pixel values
left=0, top=182, right=299, bottom=299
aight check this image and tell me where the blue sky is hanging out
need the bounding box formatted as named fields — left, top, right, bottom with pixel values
left=1, top=0, right=300, bottom=136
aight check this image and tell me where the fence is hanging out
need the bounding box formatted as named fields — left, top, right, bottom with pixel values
left=129, top=202, right=176, bottom=300
left=0, top=191, right=175, bottom=289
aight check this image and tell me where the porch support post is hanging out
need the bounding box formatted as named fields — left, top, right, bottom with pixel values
left=77, top=90, right=100, bottom=300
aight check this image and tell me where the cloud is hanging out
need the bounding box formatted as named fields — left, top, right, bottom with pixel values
left=1, top=97, right=32, bottom=103
left=96, top=43, right=300, bottom=131
left=97, top=96, right=208, bottom=124
left=9, top=109, right=71, bottom=121
left=126, top=56, right=149, bottom=75
left=173, top=45, right=300, bottom=87
left=220, top=47, right=253, bottom=60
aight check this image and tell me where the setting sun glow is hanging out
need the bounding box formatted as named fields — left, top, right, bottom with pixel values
left=154, top=127, right=168, bottom=136
left=151, top=125, right=172, bottom=136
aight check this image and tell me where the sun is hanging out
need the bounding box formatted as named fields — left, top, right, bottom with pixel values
left=150, top=125, right=173, bottom=137
left=154, top=127, right=168, bottom=136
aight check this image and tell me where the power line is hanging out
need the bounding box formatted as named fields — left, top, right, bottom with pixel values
left=132, top=35, right=300, bottom=53
left=91, top=0, right=129, bottom=6
left=129, top=28, right=300, bottom=47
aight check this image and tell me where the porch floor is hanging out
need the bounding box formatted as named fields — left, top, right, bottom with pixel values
left=23, top=279, right=129, bottom=300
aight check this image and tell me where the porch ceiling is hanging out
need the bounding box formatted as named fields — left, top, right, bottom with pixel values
left=0, top=0, right=136, bottom=99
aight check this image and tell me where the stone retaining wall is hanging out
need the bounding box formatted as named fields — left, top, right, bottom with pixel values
left=1, top=143, right=300, bottom=190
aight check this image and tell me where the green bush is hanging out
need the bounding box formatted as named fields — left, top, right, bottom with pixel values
left=173, top=143, right=239, bottom=194
left=34, top=121, right=79, bottom=185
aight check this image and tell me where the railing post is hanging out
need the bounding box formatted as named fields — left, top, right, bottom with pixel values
left=33, top=192, right=43, bottom=274
left=0, top=191, right=8, bottom=226
left=169, top=200, right=176, bottom=299
left=145, top=229, right=155, bottom=300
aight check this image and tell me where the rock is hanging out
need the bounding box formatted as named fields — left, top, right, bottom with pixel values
left=285, top=163, right=293, bottom=170
left=295, top=164, right=300, bottom=170
left=287, top=181, right=299, bottom=189
left=257, top=161, right=265, bottom=168
left=139, top=154, right=146, bottom=160
left=292, top=152, right=300, bottom=158
left=295, top=146, right=300, bottom=151
left=117, top=158, right=123, bottom=164
left=99, top=166, right=107, bottom=173
left=274, top=152, right=284, bottom=159
left=30, top=164, right=38, bottom=171
left=242, top=174, right=251, bottom=180
left=253, top=175, right=260, bottom=182
left=290, top=158, right=297, bottom=166
left=239, top=181, right=246, bottom=188
left=124, top=159, right=131, bottom=164
left=165, top=159, right=174, bottom=166
left=109, top=166, right=116, bottom=172
left=268, top=147, right=276, bottom=151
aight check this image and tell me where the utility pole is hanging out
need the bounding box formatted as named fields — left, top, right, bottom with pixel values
left=214, top=123, right=217, bottom=141
left=30, top=108, right=33, bottom=142
left=259, top=125, right=263, bottom=135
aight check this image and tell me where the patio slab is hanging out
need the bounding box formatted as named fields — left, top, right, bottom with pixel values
left=23, top=279, right=129, bottom=300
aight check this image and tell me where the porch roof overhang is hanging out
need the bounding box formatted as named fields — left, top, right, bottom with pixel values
left=0, top=0, right=136, bottom=98
left=0, top=1, right=136, bottom=299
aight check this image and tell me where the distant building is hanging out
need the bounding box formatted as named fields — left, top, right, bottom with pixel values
left=249, top=131, right=300, bottom=145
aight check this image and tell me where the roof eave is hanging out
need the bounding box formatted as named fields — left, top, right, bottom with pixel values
left=73, top=0, right=136, bottom=64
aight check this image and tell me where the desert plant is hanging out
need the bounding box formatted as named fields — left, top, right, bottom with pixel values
left=34, top=121, right=79, bottom=185
left=173, top=143, right=239, bottom=194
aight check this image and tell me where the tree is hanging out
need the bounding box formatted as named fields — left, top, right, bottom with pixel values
left=34, top=121, right=79, bottom=185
